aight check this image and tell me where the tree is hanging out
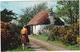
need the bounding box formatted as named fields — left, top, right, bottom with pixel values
left=1, top=9, right=17, bottom=22
left=55, top=1, right=79, bottom=24
left=19, top=2, right=48, bottom=26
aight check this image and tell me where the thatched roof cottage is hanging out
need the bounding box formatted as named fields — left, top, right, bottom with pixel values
left=27, top=10, right=64, bottom=35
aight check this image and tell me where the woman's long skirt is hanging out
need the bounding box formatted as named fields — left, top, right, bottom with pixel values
left=21, top=35, right=29, bottom=44
left=21, top=35, right=26, bottom=44
left=26, top=35, right=29, bottom=43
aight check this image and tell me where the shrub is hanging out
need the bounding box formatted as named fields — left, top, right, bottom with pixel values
left=1, top=21, right=11, bottom=50
left=47, top=22, right=79, bottom=45
left=47, top=34, right=55, bottom=41
left=1, top=29, right=10, bottom=40
left=48, top=27, right=60, bottom=41
left=1, top=21, right=10, bottom=29
left=62, top=23, right=79, bottom=45
left=1, top=21, right=10, bottom=41
left=44, top=25, right=55, bottom=30
left=58, top=27, right=67, bottom=36
left=76, top=37, right=80, bottom=46
left=1, top=21, right=21, bottom=51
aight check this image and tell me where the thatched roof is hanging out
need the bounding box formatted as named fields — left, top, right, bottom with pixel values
left=54, top=18, right=64, bottom=25
left=27, top=10, right=50, bottom=25
left=27, top=9, right=64, bottom=25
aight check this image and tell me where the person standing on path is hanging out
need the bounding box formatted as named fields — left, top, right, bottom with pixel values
left=21, top=25, right=30, bottom=49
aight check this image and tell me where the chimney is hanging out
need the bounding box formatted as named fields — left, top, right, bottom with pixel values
left=48, top=11, right=54, bottom=24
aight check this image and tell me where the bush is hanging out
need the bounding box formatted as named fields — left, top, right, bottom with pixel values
left=47, top=27, right=60, bottom=41
left=58, top=27, right=67, bottom=36
left=62, top=22, right=79, bottom=45
left=8, top=23, right=21, bottom=50
left=44, top=25, right=55, bottom=30
left=62, top=23, right=79, bottom=45
left=47, top=34, right=55, bottom=41
left=76, top=37, right=80, bottom=46
left=47, top=22, right=79, bottom=45
left=1, top=21, right=21, bottom=51
left=1, top=21, right=11, bottom=50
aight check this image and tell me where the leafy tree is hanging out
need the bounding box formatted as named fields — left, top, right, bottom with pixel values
left=1, top=9, right=17, bottom=22
left=55, top=1, right=79, bottom=24
left=19, top=2, right=48, bottom=26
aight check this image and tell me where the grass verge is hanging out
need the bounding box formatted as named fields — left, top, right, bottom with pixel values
left=29, top=35, right=80, bottom=50
left=30, top=39, right=57, bottom=51
left=6, top=44, right=34, bottom=51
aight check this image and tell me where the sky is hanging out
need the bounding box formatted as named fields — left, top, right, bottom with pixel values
left=1, top=1, right=57, bottom=16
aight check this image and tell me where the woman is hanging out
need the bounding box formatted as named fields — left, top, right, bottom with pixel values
left=21, top=25, right=29, bottom=49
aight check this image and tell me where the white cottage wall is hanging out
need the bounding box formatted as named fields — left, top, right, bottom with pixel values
left=36, top=25, right=40, bottom=35
left=33, top=25, right=40, bottom=35
left=33, top=25, right=36, bottom=34
left=33, top=25, right=47, bottom=35
left=39, top=25, right=47, bottom=33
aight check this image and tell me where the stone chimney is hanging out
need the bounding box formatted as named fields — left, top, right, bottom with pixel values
left=48, top=11, right=54, bottom=24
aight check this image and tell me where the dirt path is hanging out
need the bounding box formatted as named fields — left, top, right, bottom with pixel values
left=29, top=37, right=70, bottom=51
left=29, top=42, right=47, bottom=51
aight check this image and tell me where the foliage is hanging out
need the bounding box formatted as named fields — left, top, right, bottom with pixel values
left=58, top=27, right=67, bottom=36
left=1, top=21, right=11, bottom=51
left=76, top=37, right=80, bottom=46
left=47, top=34, right=55, bottom=41
left=44, top=25, right=55, bottom=30
left=47, top=22, right=79, bottom=45
left=31, top=35, right=80, bottom=50
left=62, top=22, right=79, bottom=45
left=19, top=2, right=48, bottom=26
left=55, top=1, right=79, bottom=24
left=1, top=21, right=10, bottom=42
left=10, top=23, right=22, bottom=35
left=1, top=9, right=17, bottom=22
left=48, top=27, right=60, bottom=41
left=1, top=21, right=21, bottom=51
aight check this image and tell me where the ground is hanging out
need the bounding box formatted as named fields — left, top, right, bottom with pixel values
left=7, top=35, right=80, bottom=51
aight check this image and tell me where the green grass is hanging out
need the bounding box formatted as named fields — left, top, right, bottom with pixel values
left=30, top=35, right=80, bottom=50
left=30, top=35, right=48, bottom=41
left=30, top=38, right=57, bottom=51
left=6, top=44, right=34, bottom=51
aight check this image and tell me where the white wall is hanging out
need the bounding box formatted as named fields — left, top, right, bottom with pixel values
left=39, top=25, right=47, bottom=33
left=36, top=25, right=40, bottom=35
left=33, top=25, right=47, bottom=35
left=33, top=25, right=36, bottom=34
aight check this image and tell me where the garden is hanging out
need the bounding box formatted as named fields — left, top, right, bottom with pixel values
left=30, top=21, right=80, bottom=50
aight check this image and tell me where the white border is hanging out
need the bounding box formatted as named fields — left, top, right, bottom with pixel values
left=0, top=0, right=79, bottom=1
left=0, top=0, right=80, bottom=52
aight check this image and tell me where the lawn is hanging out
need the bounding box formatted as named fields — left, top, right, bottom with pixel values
left=30, top=35, right=80, bottom=50
left=6, top=44, right=34, bottom=51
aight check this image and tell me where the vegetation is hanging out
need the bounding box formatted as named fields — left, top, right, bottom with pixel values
left=48, top=22, right=79, bottom=45
left=55, top=1, right=79, bottom=24
left=1, top=21, right=11, bottom=51
left=1, top=21, right=21, bottom=51
left=1, top=1, right=79, bottom=51
left=10, top=45, right=34, bottom=51
left=30, top=35, right=80, bottom=50
left=1, top=9, right=17, bottom=22
left=19, top=2, right=48, bottom=26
